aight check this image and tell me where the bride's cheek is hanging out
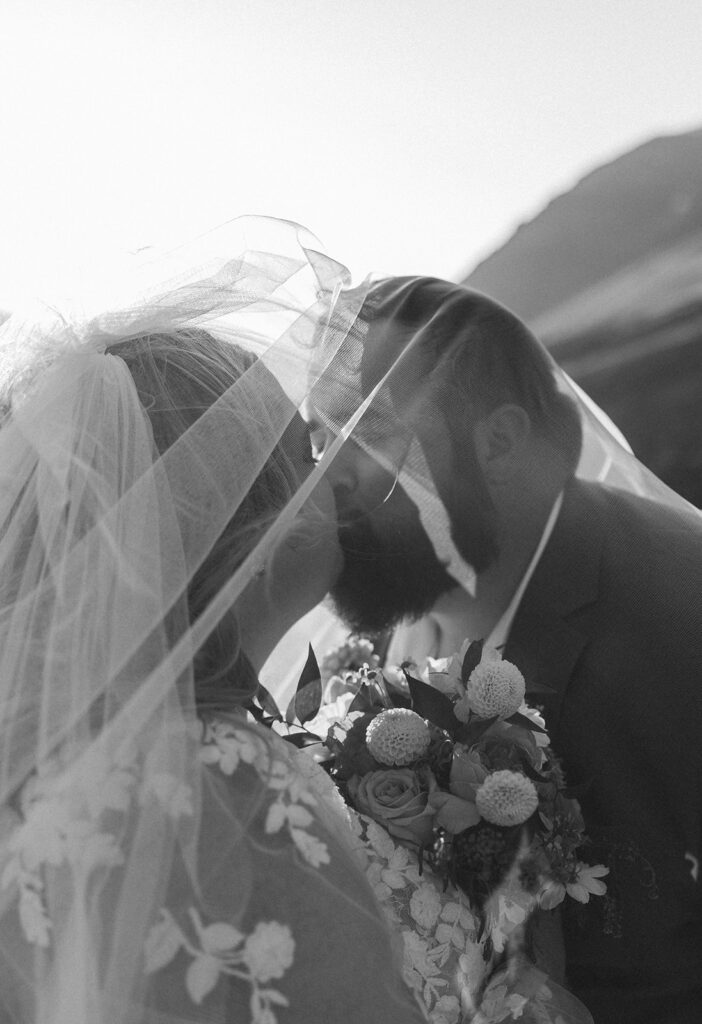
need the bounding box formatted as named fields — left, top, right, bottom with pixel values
left=271, top=488, right=342, bottom=601
left=291, top=503, right=342, bottom=590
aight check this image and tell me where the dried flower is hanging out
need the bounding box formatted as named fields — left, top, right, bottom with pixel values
left=321, top=637, right=379, bottom=684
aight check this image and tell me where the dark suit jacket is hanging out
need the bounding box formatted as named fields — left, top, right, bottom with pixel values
left=505, top=479, right=702, bottom=1024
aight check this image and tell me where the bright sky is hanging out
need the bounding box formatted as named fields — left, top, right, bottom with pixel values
left=1, top=0, right=701, bottom=305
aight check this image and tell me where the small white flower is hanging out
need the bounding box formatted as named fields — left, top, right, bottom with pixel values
left=427, top=640, right=502, bottom=698
left=426, top=656, right=462, bottom=697
left=304, top=692, right=357, bottom=739
left=243, top=922, right=295, bottom=983
left=567, top=862, right=609, bottom=903
left=321, top=637, right=378, bottom=684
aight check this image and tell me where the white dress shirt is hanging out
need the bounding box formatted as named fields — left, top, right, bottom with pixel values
left=486, top=491, right=563, bottom=650
left=386, top=492, right=564, bottom=665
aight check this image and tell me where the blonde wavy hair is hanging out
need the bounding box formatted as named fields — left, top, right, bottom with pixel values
left=108, top=328, right=298, bottom=712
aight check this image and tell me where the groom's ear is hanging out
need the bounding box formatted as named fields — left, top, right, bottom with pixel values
left=472, top=404, right=531, bottom=483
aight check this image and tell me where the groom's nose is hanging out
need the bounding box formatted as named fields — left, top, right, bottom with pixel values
left=303, top=403, right=402, bottom=510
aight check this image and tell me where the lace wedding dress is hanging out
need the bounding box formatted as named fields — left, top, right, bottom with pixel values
left=0, top=715, right=425, bottom=1024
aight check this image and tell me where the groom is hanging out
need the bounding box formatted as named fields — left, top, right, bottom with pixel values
left=311, top=276, right=702, bottom=1024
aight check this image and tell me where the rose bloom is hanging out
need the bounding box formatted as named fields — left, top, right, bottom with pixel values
left=471, top=720, right=543, bottom=773
left=348, top=767, right=437, bottom=848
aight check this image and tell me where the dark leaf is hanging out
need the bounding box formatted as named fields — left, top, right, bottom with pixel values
left=297, top=644, right=322, bottom=692
left=384, top=682, right=412, bottom=709
left=520, top=758, right=552, bottom=784
left=286, top=645, right=322, bottom=725
left=246, top=700, right=282, bottom=730
left=286, top=681, right=323, bottom=726
left=283, top=730, right=325, bottom=749
left=246, top=701, right=265, bottom=724
left=506, top=710, right=549, bottom=735
left=461, top=639, right=484, bottom=685
left=255, top=682, right=282, bottom=719
left=454, top=715, right=499, bottom=747
left=405, top=671, right=457, bottom=735
left=349, top=683, right=383, bottom=715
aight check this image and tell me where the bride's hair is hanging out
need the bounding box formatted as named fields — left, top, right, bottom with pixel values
left=107, top=328, right=296, bottom=712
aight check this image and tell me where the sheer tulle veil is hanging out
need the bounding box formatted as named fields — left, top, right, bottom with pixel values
left=0, top=219, right=427, bottom=1024
left=309, top=274, right=700, bottom=601
left=1, top=219, right=698, bottom=1024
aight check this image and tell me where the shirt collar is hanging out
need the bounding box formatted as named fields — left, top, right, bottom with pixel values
left=486, top=491, right=564, bottom=650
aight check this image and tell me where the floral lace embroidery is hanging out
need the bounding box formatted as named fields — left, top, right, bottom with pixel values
left=1, top=719, right=329, bottom=1021
left=144, top=907, right=295, bottom=1024
left=0, top=740, right=193, bottom=948
left=345, top=811, right=479, bottom=1024
left=346, top=810, right=538, bottom=1024
left=199, top=718, right=330, bottom=869
left=140, top=719, right=333, bottom=1016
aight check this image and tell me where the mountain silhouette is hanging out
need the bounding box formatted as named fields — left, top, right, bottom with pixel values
left=461, top=127, right=702, bottom=506
left=463, top=127, right=702, bottom=323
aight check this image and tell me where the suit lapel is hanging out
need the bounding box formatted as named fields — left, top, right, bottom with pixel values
left=504, top=480, right=603, bottom=730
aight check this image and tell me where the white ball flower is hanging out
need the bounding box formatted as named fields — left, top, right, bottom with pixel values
left=463, top=660, right=525, bottom=720
left=366, top=708, right=431, bottom=766
left=475, top=770, right=538, bottom=826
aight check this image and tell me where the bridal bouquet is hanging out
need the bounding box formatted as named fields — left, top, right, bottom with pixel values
left=250, top=639, right=606, bottom=1022
left=251, top=637, right=608, bottom=918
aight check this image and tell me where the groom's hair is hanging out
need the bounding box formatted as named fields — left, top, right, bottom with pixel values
left=358, top=276, right=583, bottom=474
left=108, top=329, right=296, bottom=713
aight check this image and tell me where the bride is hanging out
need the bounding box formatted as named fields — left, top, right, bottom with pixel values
left=0, top=220, right=427, bottom=1024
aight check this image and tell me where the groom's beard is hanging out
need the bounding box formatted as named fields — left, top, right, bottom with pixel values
left=329, top=512, right=456, bottom=635
left=329, top=472, right=501, bottom=636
